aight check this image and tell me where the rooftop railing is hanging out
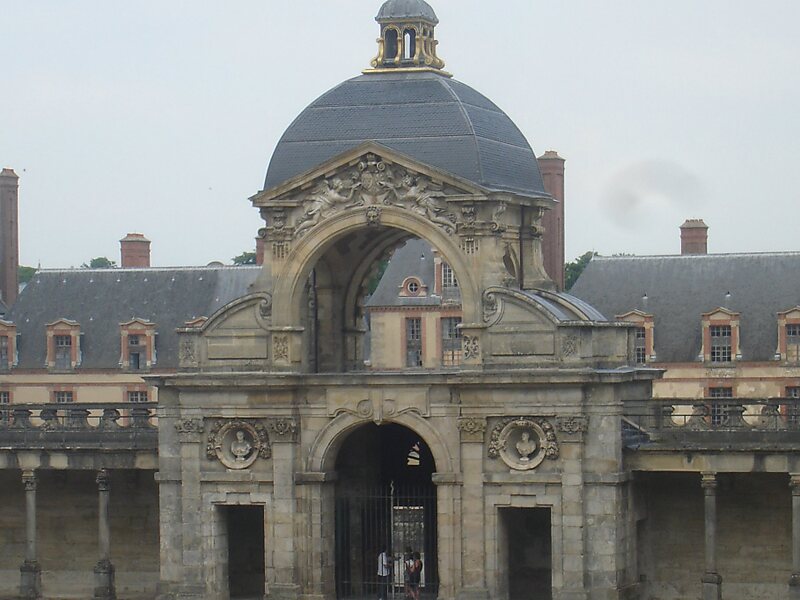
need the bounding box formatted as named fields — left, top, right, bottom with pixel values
left=0, top=402, right=158, bottom=450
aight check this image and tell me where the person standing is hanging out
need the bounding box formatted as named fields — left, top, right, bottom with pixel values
left=377, top=547, right=392, bottom=600
left=408, top=551, right=423, bottom=600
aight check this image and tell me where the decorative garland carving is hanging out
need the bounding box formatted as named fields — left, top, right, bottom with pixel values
left=556, top=416, right=588, bottom=434
left=175, top=418, right=204, bottom=435
left=269, top=417, right=298, bottom=440
left=457, top=417, right=487, bottom=442
left=283, top=154, right=459, bottom=238
left=488, top=417, right=558, bottom=471
left=206, top=419, right=271, bottom=470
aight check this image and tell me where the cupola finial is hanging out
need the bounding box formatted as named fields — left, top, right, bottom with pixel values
left=366, top=0, right=448, bottom=75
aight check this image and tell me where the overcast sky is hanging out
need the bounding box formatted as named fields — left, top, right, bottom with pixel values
left=2, top=1, right=798, bottom=268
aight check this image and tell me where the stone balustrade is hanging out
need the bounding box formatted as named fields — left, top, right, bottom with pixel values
left=0, top=402, right=158, bottom=450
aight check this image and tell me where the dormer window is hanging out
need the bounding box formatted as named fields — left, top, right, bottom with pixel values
left=0, top=320, right=17, bottom=370
left=46, top=320, right=81, bottom=371
left=700, top=308, right=740, bottom=363
left=616, top=310, right=655, bottom=365
left=788, top=324, right=800, bottom=362
left=776, top=308, right=800, bottom=362
left=400, top=277, right=427, bottom=297
left=119, top=319, right=156, bottom=371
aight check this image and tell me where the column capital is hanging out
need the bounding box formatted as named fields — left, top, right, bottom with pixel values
left=96, top=469, right=110, bottom=492
left=700, top=471, right=718, bottom=492
left=790, top=473, right=800, bottom=494
left=22, top=469, right=37, bottom=491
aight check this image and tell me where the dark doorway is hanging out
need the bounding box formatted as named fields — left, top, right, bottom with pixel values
left=226, top=505, right=265, bottom=599
left=501, top=508, right=552, bottom=600
left=335, top=423, right=438, bottom=599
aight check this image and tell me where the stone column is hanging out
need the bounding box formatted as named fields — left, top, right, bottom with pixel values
left=701, top=472, right=722, bottom=600
left=456, top=417, right=488, bottom=600
left=269, top=418, right=300, bottom=600
left=93, top=469, right=116, bottom=599
left=789, top=474, right=800, bottom=599
left=19, top=469, right=42, bottom=600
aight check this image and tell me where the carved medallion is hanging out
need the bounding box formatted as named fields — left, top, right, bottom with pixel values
left=206, top=420, right=271, bottom=470
left=488, top=417, right=559, bottom=471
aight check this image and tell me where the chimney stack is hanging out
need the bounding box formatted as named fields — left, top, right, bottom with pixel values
left=680, top=219, right=708, bottom=255
left=120, top=233, right=151, bottom=268
left=537, top=150, right=566, bottom=290
left=0, top=168, right=19, bottom=306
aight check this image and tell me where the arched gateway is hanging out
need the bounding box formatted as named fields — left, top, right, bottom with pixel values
left=153, top=2, right=655, bottom=600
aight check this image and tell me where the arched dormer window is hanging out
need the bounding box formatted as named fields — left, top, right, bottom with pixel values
left=384, top=28, right=399, bottom=63
left=403, top=29, right=416, bottom=61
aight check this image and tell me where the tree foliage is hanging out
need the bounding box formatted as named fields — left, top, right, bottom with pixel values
left=564, top=251, right=598, bottom=291
left=18, top=265, right=36, bottom=283
left=232, top=251, right=257, bottom=265
left=81, top=257, right=117, bottom=269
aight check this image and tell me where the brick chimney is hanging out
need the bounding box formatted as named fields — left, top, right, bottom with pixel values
left=680, top=219, right=708, bottom=255
left=537, top=151, right=566, bottom=290
left=0, top=168, right=19, bottom=306
left=120, top=233, right=151, bottom=267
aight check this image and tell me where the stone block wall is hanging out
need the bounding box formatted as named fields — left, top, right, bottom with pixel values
left=0, top=469, right=159, bottom=599
left=636, top=472, right=791, bottom=600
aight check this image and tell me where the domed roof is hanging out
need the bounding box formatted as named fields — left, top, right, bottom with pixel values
left=376, top=0, right=439, bottom=24
left=264, top=71, right=546, bottom=197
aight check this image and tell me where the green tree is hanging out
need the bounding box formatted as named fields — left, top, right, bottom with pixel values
left=564, top=251, right=598, bottom=291
left=81, top=257, right=117, bottom=269
left=18, top=265, right=36, bottom=283
left=232, top=251, right=257, bottom=265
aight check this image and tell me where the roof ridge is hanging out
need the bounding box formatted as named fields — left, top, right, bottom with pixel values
left=594, top=251, right=800, bottom=261
left=35, top=265, right=262, bottom=274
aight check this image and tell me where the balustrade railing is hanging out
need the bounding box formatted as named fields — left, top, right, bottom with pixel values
left=0, top=402, right=158, bottom=450
left=623, top=397, right=800, bottom=447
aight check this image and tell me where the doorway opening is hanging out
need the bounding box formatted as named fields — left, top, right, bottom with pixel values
left=225, top=505, right=265, bottom=599
left=334, top=423, right=438, bottom=599
left=499, top=507, right=552, bottom=600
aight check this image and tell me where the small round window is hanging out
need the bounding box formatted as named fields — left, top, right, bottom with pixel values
left=407, top=281, right=420, bottom=294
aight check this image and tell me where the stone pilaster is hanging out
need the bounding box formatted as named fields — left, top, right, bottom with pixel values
left=270, top=418, right=300, bottom=600
left=701, top=472, right=722, bottom=600
left=457, top=417, right=488, bottom=600
left=295, top=471, right=337, bottom=600
left=93, top=469, right=116, bottom=599
left=790, top=474, right=800, bottom=599
left=177, top=415, right=206, bottom=599
left=19, top=469, right=42, bottom=600
left=431, top=471, right=462, bottom=600
left=155, top=397, right=184, bottom=600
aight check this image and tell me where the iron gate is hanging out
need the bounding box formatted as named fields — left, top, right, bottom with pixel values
left=335, top=483, right=438, bottom=599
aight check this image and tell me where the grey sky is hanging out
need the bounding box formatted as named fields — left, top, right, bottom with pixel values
left=2, top=1, right=798, bottom=268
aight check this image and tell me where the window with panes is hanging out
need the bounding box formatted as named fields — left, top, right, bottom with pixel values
left=54, top=390, right=74, bottom=404
left=128, top=334, right=143, bottom=370
left=441, top=317, right=462, bottom=366
left=634, top=327, right=647, bottom=364
left=0, top=336, right=8, bottom=369
left=128, top=390, right=148, bottom=403
left=405, top=318, right=423, bottom=367
left=709, top=325, right=732, bottom=362
left=787, top=324, right=800, bottom=362
left=54, top=335, right=72, bottom=369
left=0, top=391, right=9, bottom=424
left=708, top=386, right=733, bottom=426
left=787, top=387, right=800, bottom=426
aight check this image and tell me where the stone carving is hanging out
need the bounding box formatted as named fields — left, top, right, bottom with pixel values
left=457, top=417, right=487, bottom=442
left=22, top=470, right=37, bottom=491
left=556, top=416, right=588, bottom=434
left=488, top=417, right=559, bottom=471
left=175, top=418, right=204, bottom=435
left=460, top=237, right=479, bottom=254
left=483, top=290, right=500, bottom=324
left=365, top=205, right=382, bottom=226
left=259, top=294, right=273, bottom=319
left=463, top=335, right=481, bottom=360
left=460, top=204, right=477, bottom=228
left=207, top=419, right=271, bottom=470
left=269, top=417, right=298, bottom=440
left=491, top=201, right=507, bottom=233
left=96, top=469, right=110, bottom=492
left=562, top=335, right=578, bottom=357
left=335, top=395, right=422, bottom=424
left=285, top=154, right=459, bottom=238
left=178, top=338, right=196, bottom=364
left=273, top=335, right=289, bottom=362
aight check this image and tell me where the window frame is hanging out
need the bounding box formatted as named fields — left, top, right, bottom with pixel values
left=440, top=316, right=462, bottom=367
left=405, top=317, right=423, bottom=368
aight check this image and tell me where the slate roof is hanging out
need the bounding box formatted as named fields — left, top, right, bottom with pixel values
left=570, top=253, right=800, bottom=362
left=376, top=0, right=439, bottom=23
left=5, top=266, right=260, bottom=369
left=367, top=238, right=441, bottom=308
left=263, top=72, right=546, bottom=198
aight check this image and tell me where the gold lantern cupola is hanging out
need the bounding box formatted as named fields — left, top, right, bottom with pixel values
left=366, top=0, right=449, bottom=75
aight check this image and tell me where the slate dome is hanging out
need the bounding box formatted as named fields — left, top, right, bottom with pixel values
left=376, top=0, right=439, bottom=24
left=264, top=71, right=546, bottom=197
